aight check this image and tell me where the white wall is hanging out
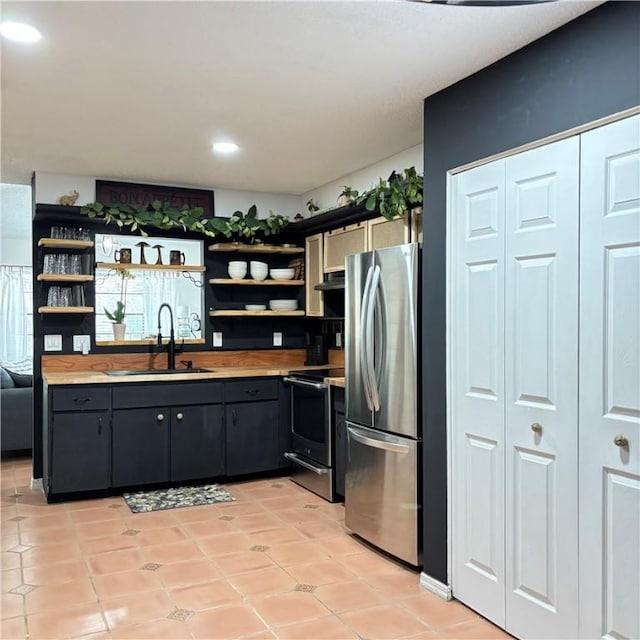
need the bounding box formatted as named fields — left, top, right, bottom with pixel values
left=300, top=144, right=424, bottom=213
left=34, top=145, right=424, bottom=224
left=0, top=184, right=32, bottom=266
left=34, top=172, right=303, bottom=221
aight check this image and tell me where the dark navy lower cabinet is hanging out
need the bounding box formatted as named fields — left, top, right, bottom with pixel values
left=49, top=411, right=111, bottom=494
left=226, top=400, right=279, bottom=476
left=171, top=404, right=224, bottom=482
left=112, top=407, right=171, bottom=487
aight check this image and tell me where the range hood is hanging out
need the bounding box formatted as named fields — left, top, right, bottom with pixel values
left=314, top=275, right=345, bottom=291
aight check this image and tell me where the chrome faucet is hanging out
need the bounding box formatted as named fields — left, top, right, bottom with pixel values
left=157, top=303, right=176, bottom=370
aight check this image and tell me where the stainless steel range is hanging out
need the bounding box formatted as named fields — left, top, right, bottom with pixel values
left=283, top=366, right=344, bottom=502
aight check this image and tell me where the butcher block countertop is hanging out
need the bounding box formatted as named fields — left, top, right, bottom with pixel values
left=44, top=366, right=343, bottom=386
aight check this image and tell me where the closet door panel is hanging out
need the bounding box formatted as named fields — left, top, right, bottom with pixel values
left=450, top=160, right=506, bottom=627
left=504, top=137, right=580, bottom=639
left=579, top=114, right=640, bottom=640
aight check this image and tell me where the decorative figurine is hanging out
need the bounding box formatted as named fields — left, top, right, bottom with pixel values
left=57, top=190, right=79, bottom=206
left=153, top=244, right=164, bottom=265
left=135, top=241, right=150, bottom=264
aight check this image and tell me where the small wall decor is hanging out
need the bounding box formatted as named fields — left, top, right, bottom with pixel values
left=153, top=244, right=164, bottom=265
left=57, top=190, right=79, bottom=206
left=135, top=241, right=150, bottom=264
left=95, top=180, right=215, bottom=218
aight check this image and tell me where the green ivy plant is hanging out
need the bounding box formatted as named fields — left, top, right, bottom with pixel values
left=80, top=201, right=289, bottom=240
left=340, top=166, right=423, bottom=221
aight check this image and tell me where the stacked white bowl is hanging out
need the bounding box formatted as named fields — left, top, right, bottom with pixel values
left=269, top=268, right=295, bottom=281
left=228, top=260, right=247, bottom=280
left=245, top=304, right=267, bottom=311
left=269, top=299, right=298, bottom=311
left=250, top=261, right=268, bottom=281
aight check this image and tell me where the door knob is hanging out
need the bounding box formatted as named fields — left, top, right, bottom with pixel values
left=156, top=413, right=164, bottom=422
left=613, top=434, right=629, bottom=449
left=176, top=412, right=184, bottom=421
left=531, top=422, right=543, bottom=434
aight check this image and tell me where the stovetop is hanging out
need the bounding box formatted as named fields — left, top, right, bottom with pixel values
left=288, top=367, right=344, bottom=381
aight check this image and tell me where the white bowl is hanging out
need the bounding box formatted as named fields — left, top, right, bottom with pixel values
left=250, top=261, right=268, bottom=281
left=228, top=265, right=247, bottom=280
left=269, top=268, right=295, bottom=281
left=228, top=260, right=247, bottom=268
left=269, top=299, right=298, bottom=311
left=245, top=304, right=267, bottom=311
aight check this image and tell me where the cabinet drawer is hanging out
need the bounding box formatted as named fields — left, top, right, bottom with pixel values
left=225, top=379, right=279, bottom=403
left=52, top=387, right=110, bottom=412
left=113, top=382, right=223, bottom=409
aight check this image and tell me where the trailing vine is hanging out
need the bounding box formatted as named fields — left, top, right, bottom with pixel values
left=80, top=200, right=290, bottom=241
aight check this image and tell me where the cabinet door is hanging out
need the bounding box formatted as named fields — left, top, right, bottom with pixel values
left=226, top=400, right=279, bottom=476
left=305, top=233, right=324, bottom=317
left=367, top=216, right=409, bottom=250
left=579, top=115, right=640, bottom=640
left=50, top=411, right=110, bottom=494
left=324, top=223, right=367, bottom=273
left=112, top=407, right=170, bottom=487
left=171, top=404, right=224, bottom=482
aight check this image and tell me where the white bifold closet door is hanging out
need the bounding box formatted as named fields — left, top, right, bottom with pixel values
left=451, top=159, right=506, bottom=628
left=451, top=136, right=580, bottom=638
left=579, top=115, right=640, bottom=640
left=503, top=138, right=580, bottom=639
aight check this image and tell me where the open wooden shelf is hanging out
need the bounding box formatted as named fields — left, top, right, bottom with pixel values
left=38, top=306, right=94, bottom=314
left=208, top=310, right=304, bottom=317
left=208, top=278, right=304, bottom=286
left=208, top=243, right=303, bottom=255
left=96, top=262, right=205, bottom=272
left=37, top=274, right=94, bottom=282
left=38, top=238, right=94, bottom=249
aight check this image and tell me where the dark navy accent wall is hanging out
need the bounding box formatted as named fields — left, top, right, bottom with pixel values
left=421, top=1, right=640, bottom=584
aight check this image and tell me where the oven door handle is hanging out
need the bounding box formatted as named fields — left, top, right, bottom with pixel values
left=283, top=377, right=328, bottom=391
left=284, top=452, right=329, bottom=475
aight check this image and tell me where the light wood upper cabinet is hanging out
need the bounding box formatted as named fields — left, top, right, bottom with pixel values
left=305, top=233, right=324, bottom=317
left=323, top=223, right=367, bottom=273
left=367, top=215, right=410, bottom=251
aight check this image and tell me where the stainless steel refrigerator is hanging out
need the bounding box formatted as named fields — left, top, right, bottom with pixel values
left=345, top=242, right=421, bottom=566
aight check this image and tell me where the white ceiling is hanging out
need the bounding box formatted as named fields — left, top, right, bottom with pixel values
left=1, top=0, right=600, bottom=195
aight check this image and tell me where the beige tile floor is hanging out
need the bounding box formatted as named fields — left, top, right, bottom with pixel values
left=1, top=456, right=511, bottom=640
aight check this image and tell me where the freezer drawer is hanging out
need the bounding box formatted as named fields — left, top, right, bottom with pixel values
left=345, top=422, right=420, bottom=566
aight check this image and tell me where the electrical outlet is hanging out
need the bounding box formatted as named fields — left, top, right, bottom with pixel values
left=213, top=331, right=223, bottom=347
left=73, top=335, right=91, bottom=353
left=44, top=334, right=62, bottom=352
left=336, top=332, right=342, bottom=348
left=273, top=332, right=283, bottom=347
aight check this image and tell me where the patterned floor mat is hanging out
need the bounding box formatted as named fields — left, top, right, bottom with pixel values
left=123, top=483, right=235, bottom=513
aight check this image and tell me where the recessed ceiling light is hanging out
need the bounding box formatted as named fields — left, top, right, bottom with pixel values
left=213, top=142, right=239, bottom=154
left=0, top=21, right=42, bottom=43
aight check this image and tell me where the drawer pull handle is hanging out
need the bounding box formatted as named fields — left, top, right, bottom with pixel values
left=614, top=434, right=629, bottom=449
left=176, top=412, right=184, bottom=421
left=232, top=409, right=237, bottom=425
left=246, top=389, right=259, bottom=396
left=74, top=397, right=90, bottom=404
left=531, top=422, right=543, bottom=435
left=156, top=413, right=164, bottom=422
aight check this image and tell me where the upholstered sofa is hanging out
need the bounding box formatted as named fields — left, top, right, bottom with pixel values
left=1, top=365, right=33, bottom=453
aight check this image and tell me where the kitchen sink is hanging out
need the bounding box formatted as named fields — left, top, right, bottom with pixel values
left=105, top=368, right=213, bottom=376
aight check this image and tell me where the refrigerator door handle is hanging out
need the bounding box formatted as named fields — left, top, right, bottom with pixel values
left=365, top=266, right=381, bottom=411
left=359, top=265, right=375, bottom=410
left=348, top=426, right=410, bottom=454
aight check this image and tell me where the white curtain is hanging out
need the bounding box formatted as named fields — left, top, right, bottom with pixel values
left=142, top=271, right=180, bottom=337
left=0, top=266, right=28, bottom=363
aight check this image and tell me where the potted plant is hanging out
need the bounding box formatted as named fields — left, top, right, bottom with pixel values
left=337, top=186, right=360, bottom=207
left=359, top=166, right=423, bottom=220
left=104, top=267, right=134, bottom=340
left=207, top=205, right=290, bottom=244
left=306, top=198, right=320, bottom=214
